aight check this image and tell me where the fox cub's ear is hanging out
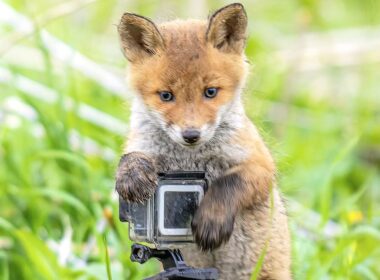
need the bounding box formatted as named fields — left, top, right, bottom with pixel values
left=206, top=3, right=247, bottom=54
left=118, top=13, right=164, bottom=62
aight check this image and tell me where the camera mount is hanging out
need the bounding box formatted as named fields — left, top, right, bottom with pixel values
left=130, top=243, right=218, bottom=280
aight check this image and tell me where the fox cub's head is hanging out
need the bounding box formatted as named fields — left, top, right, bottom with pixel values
left=118, top=3, right=248, bottom=147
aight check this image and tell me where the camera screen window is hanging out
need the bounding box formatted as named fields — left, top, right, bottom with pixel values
left=163, top=191, right=199, bottom=228
left=158, top=184, right=204, bottom=236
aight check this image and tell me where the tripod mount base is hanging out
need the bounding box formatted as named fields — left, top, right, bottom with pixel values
left=130, top=243, right=218, bottom=280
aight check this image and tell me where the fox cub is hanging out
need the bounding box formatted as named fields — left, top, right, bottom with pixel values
left=115, top=3, right=291, bottom=280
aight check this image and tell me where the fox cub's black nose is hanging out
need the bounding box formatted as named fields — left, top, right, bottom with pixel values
left=182, top=129, right=200, bottom=144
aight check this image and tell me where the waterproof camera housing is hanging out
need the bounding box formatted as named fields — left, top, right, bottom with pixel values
left=119, top=171, right=207, bottom=249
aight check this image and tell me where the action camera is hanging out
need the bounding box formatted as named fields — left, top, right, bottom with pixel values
left=119, top=171, right=207, bottom=249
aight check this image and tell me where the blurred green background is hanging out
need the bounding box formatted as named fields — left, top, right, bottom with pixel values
left=1, top=0, right=380, bottom=279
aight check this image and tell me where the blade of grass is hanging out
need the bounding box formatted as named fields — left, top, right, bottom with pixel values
left=250, top=240, right=269, bottom=280
left=319, top=136, right=360, bottom=225
left=103, top=234, right=112, bottom=280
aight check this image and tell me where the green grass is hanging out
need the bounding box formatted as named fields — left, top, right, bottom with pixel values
left=1, top=0, right=380, bottom=279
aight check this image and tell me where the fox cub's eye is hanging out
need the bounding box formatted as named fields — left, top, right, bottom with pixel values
left=159, top=91, right=175, bottom=102
left=204, top=87, right=218, bottom=99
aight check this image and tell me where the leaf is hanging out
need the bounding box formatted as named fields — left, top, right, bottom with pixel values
left=36, top=188, right=91, bottom=216
left=350, top=225, right=380, bottom=240
left=36, top=149, right=90, bottom=173
left=15, top=230, right=62, bottom=280
left=354, top=264, right=378, bottom=280
left=0, top=218, right=14, bottom=232
left=0, top=255, right=10, bottom=280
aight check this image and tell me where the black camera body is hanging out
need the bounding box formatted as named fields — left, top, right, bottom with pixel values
left=119, top=171, right=207, bottom=249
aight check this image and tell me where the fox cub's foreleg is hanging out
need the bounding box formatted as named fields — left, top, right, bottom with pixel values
left=115, top=152, right=157, bottom=203
left=192, top=151, right=275, bottom=251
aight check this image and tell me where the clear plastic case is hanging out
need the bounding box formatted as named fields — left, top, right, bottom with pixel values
left=119, top=171, right=207, bottom=249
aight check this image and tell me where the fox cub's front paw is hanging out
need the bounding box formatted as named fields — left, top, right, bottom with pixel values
left=191, top=200, right=235, bottom=251
left=115, top=152, right=157, bottom=202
